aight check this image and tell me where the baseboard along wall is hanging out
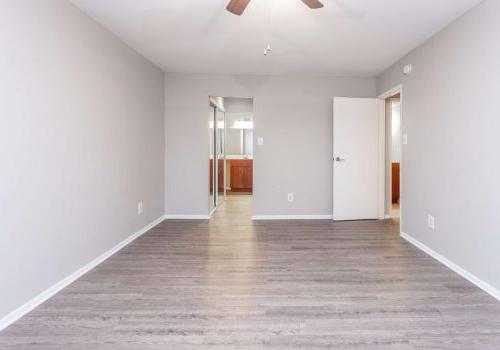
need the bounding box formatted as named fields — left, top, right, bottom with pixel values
left=0, top=215, right=166, bottom=332
left=401, top=232, right=500, bottom=301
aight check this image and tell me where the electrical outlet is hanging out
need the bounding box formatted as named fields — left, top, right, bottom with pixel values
left=138, top=201, right=143, bottom=215
left=257, top=136, right=264, bottom=146
left=427, top=215, right=435, bottom=230
left=287, top=193, right=294, bottom=202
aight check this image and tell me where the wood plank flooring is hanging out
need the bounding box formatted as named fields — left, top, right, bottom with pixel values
left=1, top=195, right=500, bottom=349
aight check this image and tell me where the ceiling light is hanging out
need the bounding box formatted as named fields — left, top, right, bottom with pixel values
left=232, top=120, right=254, bottom=129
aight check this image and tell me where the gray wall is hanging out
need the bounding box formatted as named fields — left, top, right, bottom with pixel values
left=0, top=0, right=165, bottom=319
left=165, top=74, right=375, bottom=216
left=377, top=0, right=500, bottom=290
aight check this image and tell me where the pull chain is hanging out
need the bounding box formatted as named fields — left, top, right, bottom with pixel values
left=264, top=0, right=272, bottom=56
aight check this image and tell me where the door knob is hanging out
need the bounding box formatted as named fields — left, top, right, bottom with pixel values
left=335, top=157, right=345, bottom=162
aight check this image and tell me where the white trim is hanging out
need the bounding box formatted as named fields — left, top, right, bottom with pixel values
left=209, top=96, right=225, bottom=112
left=0, top=215, right=166, bottom=332
left=378, top=84, right=403, bottom=99
left=252, top=215, right=333, bottom=220
left=384, top=214, right=392, bottom=219
left=401, top=232, right=500, bottom=301
left=165, top=215, right=210, bottom=220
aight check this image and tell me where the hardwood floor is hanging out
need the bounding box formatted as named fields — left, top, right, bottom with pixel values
left=1, top=196, right=500, bottom=349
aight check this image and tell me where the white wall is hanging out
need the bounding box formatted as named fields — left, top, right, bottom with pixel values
left=165, top=74, right=375, bottom=216
left=224, top=98, right=254, bottom=114
left=0, top=0, right=165, bottom=320
left=391, top=100, right=401, bottom=163
left=377, top=0, right=500, bottom=292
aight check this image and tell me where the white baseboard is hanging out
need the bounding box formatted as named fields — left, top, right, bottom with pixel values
left=0, top=215, right=166, bottom=332
left=252, top=215, right=333, bottom=220
left=401, top=232, right=500, bottom=301
left=164, top=215, right=210, bottom=220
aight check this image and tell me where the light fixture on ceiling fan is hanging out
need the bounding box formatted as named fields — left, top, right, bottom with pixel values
left=226, top=0, right=324, bottom=16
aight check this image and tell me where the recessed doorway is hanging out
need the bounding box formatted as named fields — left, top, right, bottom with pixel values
left=208, top=96, right=254, bottom=218
left=388, top=94, right=401, bottom=219
left=379, top=85, right=403, bottom=224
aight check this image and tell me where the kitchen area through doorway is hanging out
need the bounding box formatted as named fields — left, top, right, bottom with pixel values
left=209, top=96, right=254, bottom=217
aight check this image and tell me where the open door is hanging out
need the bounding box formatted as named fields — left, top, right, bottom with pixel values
left=333, top=97, right=384, bottom=221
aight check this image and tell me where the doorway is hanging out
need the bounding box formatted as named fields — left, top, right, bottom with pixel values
left=209, top=96, right=254, bottom=217
left=378, top=85, right=403, bottom=224
left=332, top=92, right=403, bottom=223
left=386, top=94, right=401, bottom=219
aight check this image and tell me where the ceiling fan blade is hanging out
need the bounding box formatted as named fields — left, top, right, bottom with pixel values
left=226, top=0, right=251, bottom=16
left=301, top=0, right=324, bottom=9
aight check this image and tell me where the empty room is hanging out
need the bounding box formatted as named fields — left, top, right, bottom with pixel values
left=1, top=0, right=500, bottom=349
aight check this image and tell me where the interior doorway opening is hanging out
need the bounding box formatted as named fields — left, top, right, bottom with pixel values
left=209, top=96, right=254, bottom=218
left=384, top=92, right=402, bottom=220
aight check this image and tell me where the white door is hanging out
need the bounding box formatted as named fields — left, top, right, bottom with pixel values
left=333, top=97, right=383, bottom=221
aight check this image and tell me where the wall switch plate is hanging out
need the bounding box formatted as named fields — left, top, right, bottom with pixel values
left=257, top=136, right=264, bottom=146
left=287, top=193, right=294, bottom=202
left=403, top=64, right=412, bottom=75
left=138, top=201, right=143, bottom=215
left=427, top=215, right=435, bottom=230
left=403, top=133, right=408, bottom=145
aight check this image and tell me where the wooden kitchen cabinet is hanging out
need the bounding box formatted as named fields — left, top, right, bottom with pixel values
left=230, top=160, right=253, bottom=192
left=392, top=162, right=400, bottom=203
left=217, top=159, right=224, bottom=192
left=209, top=159, right=225, bottom=192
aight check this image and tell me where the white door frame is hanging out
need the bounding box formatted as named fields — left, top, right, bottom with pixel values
left=332, top=97, right=386, bottom=221
left=377, top=84, right=403, bottom=228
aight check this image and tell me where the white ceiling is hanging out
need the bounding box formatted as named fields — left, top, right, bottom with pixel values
left=69, top=0, right=482, bottom=77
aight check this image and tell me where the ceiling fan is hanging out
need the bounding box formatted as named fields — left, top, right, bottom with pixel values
left=226, top=0, right=324, bottom=16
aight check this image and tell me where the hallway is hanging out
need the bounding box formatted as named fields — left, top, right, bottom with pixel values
left=1, top=199, right=500, bottom=349
left=211, top=193, right=253, bottom=224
